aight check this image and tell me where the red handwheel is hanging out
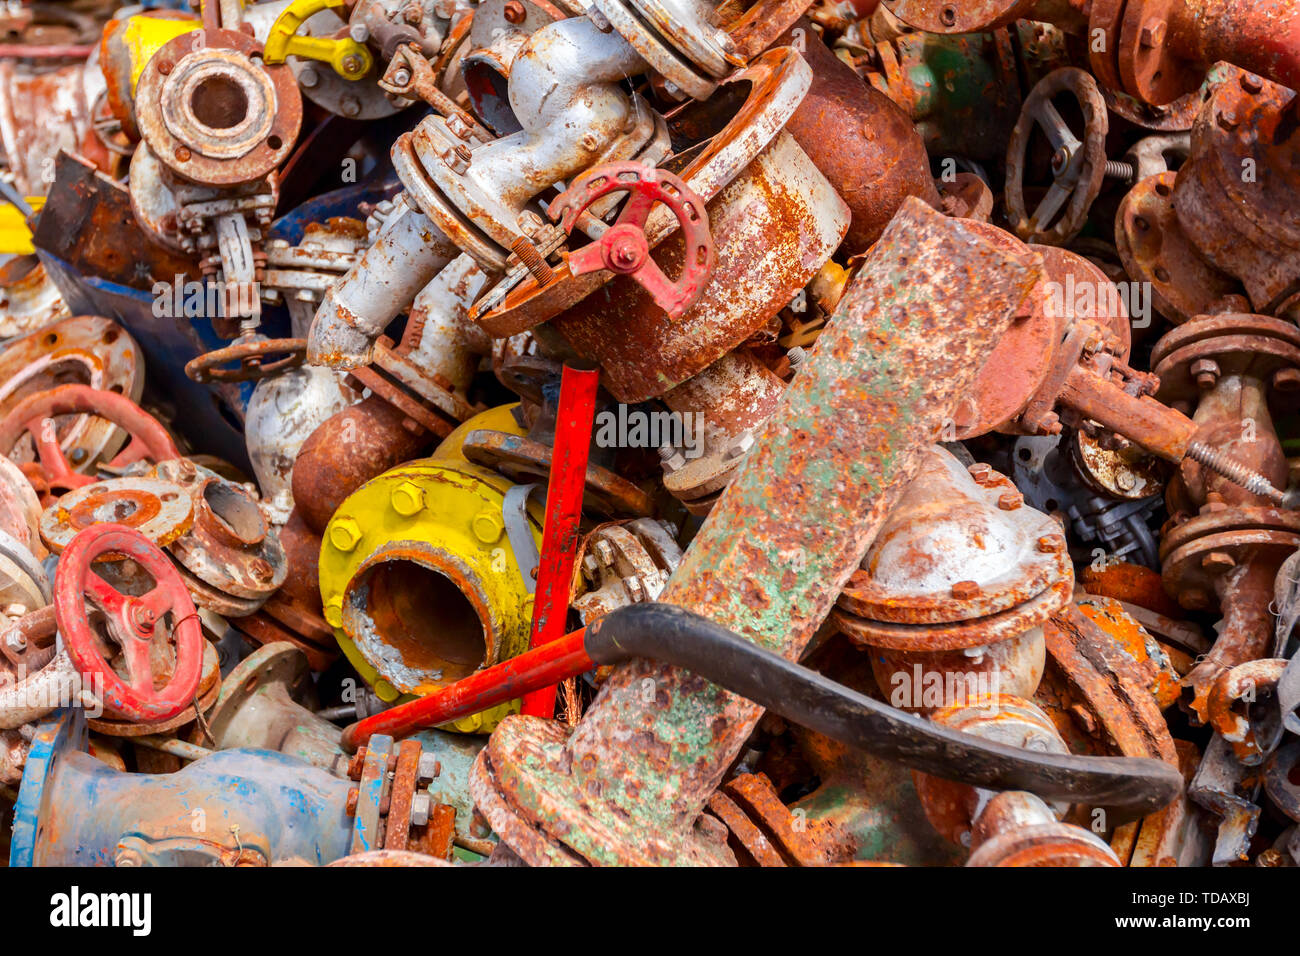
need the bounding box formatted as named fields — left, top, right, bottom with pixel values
left=548, top=161, right=714, bottom=319
left=55, top=523, right=204, bottom=722
left=0, top=384, right=181, bottom=498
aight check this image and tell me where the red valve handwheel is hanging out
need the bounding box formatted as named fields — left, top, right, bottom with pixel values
left=548, top=161, right=715, bottom=319
left=0, top=384, right=181, bottom=498
left=55, top=523, right=204, bottom=722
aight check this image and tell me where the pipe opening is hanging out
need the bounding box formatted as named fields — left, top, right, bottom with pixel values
left=191, top=75, right=248, bottom=130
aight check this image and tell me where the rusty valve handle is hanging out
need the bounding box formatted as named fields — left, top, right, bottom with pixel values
left=548, top=161, right=715, bottom=320
left=0, top=385, right=181, bottom=497
left=54, top=524, right=204, bottom=723
left=185, top=338, right=308, bottom=384
left=1005, top=68, right=1109, bottom=245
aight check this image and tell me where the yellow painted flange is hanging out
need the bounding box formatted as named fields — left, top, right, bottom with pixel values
left=320, top=432, right=544, bottom=734
left=264, top=0, right=373, bottom=80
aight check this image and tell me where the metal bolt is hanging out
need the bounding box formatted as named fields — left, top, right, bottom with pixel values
left=1273, top=367, right=1300, bottom=393
left=341, top=95, right=361, bottom=117
left=1202, top=551, right=1236, bottom=573
left=1241, top=73, right=1264, bottom=94
left=300, top=67, right=319, bottom=88
left=1138, top=18, right=1166, bottom=47
left=1116, top=471, right=1136, bottom=492
left=952, top=580, right=981, bottom=600
left=1218, top=110, right=1239, bottom=131
left=1190, top=357, right=1220, bottom=389
left=410, top=791, right=432, bottom=826
left=996, top=490, right=1022, bottom=510
left=342, top=54, right=364, bottom=75
left=1036, top=534, right=1065, bottom=553
left=345, top=787, right=359, bottom=816
left=391, top=481, right=425, bottom=517
left=967, top=463, right=991, bottom=482
left=787, top=346, right=808, bottom=371
left=330, top=517, right=363, bottom=552
left=504, top=0, right=526, bottom=23
left=626, top=575, right=646, bottom=603
left=324, top=599, right=343, bottom=628
left=349, top=23, right=370, bottom=42
left=417, top=753, right=441, bottom=781
left=724, top=433, right=755, bottom=462
left=472, top=509, right=504, bottom=544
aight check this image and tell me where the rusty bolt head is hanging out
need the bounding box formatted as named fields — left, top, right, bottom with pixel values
left=626, top=575, right=646, bottom=603
left=1201, top=551, right=1237, bottom=573
left=174, top=146, right=191, bottom=163
left=345, top=787, right=359, bottom=816
left=504, top=0, right=527, bottom=23
left=1190, top=358, right=1220, bottom=389
left=347, top=748, right=367, bottom=780
left=410, top=791, right=432, bottom=826
left=250, top=558, right=273, bottom=582
left=1116, top=471, right=1137, bottom=492
left=1139, top=18, right=1167, bottom=47
left=1036, top=534, right=1065, bottom=553
left=330, top=517, right=363, bottom=552
left=997, top=490, right=1023, bottom=510
left=1272, top=368, right=1300, bottom=393
left=156, top=59, right=173, bottom=76
left=967, top=463, right=992, bottom=482
left=391, top=480, right=425, bottom=517
left=1070, top=703, right=1098, bottom=735
left=1217, top=110, right=1239, bottom=131
left=952, top=580, right=981, bottom=600
left=1241, top=73, right=1264, bottom=94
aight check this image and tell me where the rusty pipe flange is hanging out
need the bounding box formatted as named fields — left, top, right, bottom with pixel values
left=0, top=314, right=144, bottom=471
left=967, top=820, right=1121, bottom=866
left=469, top=47, right=818, bottom=343
left=572, top=518, right=682, bottom=623
left=462, top=0, right=566, bottom=137
left=1005, top=68, right=1109, bottom=246
left=590, top=0, right=731, bottom=102
left=172, top=560, right=266, bottom=617
left=1158, top=507, right=1300, bottom=609
left=134, top=28, right=301, bottom=187
left=1207, top=658, right=1288, bottom=766
left=86, top=640, right=222, bottom=738
left=1150, top=313, right=1300, bottom=406
left=835, top=451, right=1072, bottom=638
left=153, top=459, right=287, bottom=601
left=127, top=143, right=188, bottom=254
left=459, top=429, right=654, bottom=517
left=1115, top=172, right=1240, bottom=325
left=951, top=228, right=1132, bottom=439
left=0, top=257, right=70, bottom=344
left=39, top=477, right=194, bottom=554
left=705, top=772, right=855, bottom=866
left=879, top=0, right=1041, bottom=34
left=1173, top=74, right=1300, bottom=315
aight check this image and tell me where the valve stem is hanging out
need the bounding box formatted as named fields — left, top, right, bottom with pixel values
left=1186, top=441, right=1288, bottom=505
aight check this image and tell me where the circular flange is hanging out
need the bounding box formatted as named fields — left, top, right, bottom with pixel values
left=1151, top=313, right=1300, bottom=405
left=1117, top=0, right=1201, bottom=107
left=1160, top=507, right=1300, bottom=600
left=0, top=315, right=144, bottom=474
left=950, top=221, right=1057, bottom=438
left=154, top=459, right=287, bottom=600
left=1115, top=172, right=1240, bottom=324
left=40, top=477, right=194, bottom=554
left=460, top=429, right=654, bottom=517
left=134, top=28, right=301, bottom=186
left=592, top=0, right=722, bottom=101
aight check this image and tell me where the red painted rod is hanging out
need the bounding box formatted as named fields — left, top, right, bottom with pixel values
left=342, top=627, right=591, bottom=751
left=520, top=364, right=599, bottom=718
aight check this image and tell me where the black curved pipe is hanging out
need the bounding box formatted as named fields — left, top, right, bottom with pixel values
left=586, top=602, right=1183, bottom=822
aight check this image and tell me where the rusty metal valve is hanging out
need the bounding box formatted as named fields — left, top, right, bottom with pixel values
left=548, top=161, right=715, bottom=320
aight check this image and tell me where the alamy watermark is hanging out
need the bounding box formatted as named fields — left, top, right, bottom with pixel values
left=593, top=404, right=705, bottom=459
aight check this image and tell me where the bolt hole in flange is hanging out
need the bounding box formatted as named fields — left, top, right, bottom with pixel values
left=190, top=75, right=249, bottom=130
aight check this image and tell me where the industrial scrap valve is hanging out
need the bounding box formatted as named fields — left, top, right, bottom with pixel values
left=548, top=161, right=715, bottom=319
left=54, top=523, right=204, bottom=724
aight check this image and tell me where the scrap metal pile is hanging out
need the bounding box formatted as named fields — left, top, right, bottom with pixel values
left=0, top=0, right=1297, bottom=868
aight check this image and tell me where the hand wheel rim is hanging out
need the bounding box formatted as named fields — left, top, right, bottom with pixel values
left=55, top=523, right=204, bottom=723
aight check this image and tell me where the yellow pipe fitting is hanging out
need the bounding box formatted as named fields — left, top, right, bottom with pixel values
left=264, top=0, right=373, bottom=80
left=320, top=408, right=544, bottom=733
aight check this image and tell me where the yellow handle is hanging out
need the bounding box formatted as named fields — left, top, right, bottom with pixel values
left=264, top=0, right=373, bottom=80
